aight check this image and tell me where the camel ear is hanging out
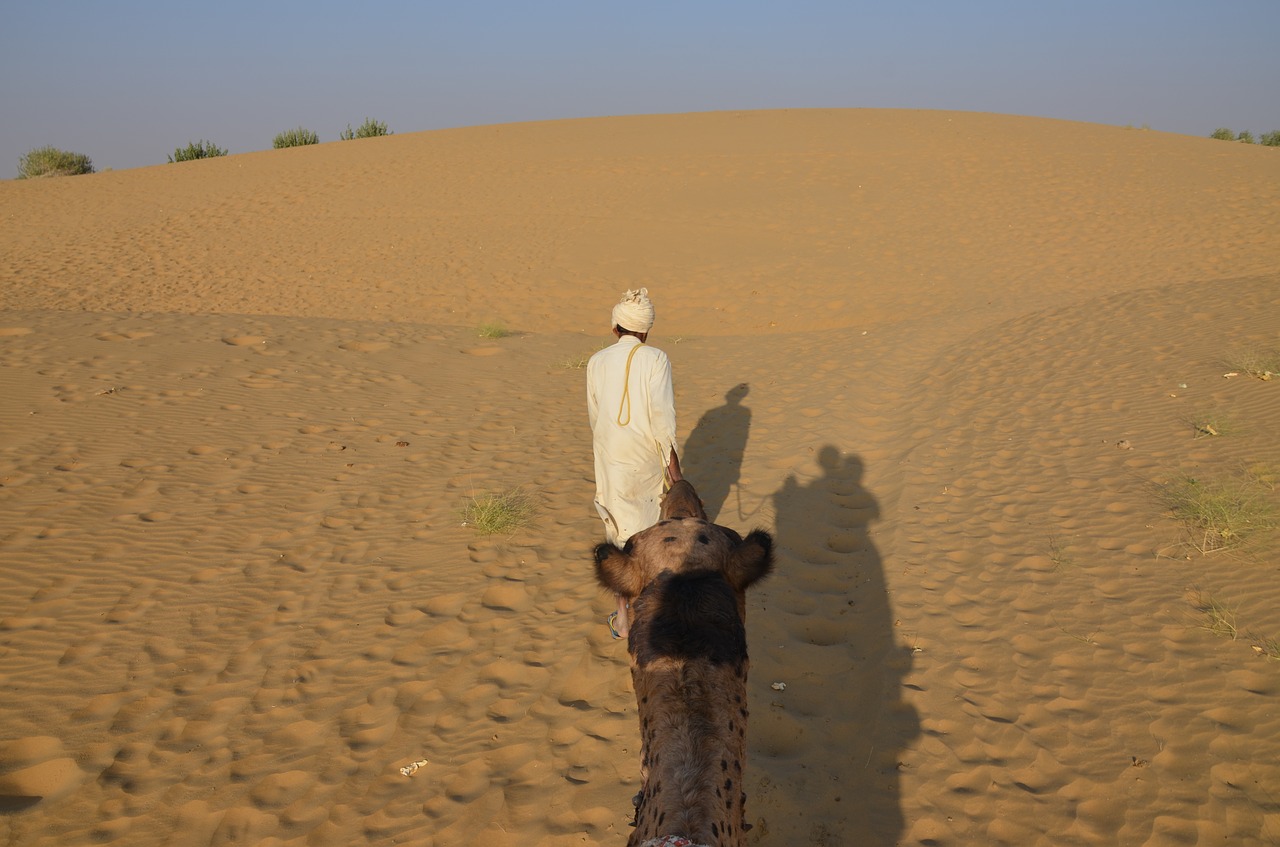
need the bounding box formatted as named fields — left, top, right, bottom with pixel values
left=725, top=529, right=774, bottom=592
left=593, top=542, right=645, bottom=599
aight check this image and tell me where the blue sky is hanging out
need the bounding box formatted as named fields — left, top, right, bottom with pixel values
left=3, top=1, right=1278, bottom=173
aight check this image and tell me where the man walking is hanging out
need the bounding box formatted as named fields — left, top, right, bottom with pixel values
left=587, top=288, right=682, bottom=638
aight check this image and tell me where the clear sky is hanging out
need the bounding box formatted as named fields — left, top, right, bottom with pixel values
left=3, top=0, right=1278, bottom=174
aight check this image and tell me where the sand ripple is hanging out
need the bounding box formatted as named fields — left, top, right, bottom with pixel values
left=1, top=112, right=1278, bottom=846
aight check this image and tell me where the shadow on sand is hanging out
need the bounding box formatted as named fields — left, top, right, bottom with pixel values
left=748, top=445, right=919, bottom=846
left=682, top=383, right=752, bottom=523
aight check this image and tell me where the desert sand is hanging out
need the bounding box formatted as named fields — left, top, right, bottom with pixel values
left=1, top=109, right=1278, bottom=846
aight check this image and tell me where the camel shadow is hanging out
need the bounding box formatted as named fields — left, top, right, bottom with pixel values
left=748, top=446, right=919, bottom=846
left=682, top=383, right=752, bottom=523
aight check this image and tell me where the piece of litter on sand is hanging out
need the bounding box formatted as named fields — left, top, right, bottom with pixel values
left=1224, top=372, right=1239, bottom=378
left=771, top=682, right=787, bottom=691
left=400, top=759, right=428, bottom=777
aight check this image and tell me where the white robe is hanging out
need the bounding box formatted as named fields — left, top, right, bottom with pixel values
left=587, top=336, right=678, bottom=544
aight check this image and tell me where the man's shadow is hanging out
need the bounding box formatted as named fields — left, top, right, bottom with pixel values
left=681, top=383, right=751, bottom=522
left=749, top=446, right=919, bottom=846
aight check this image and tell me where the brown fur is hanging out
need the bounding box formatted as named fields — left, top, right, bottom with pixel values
left=594, top=481, right=773, bottom=847
left=661, top=479, right=707, bottom=521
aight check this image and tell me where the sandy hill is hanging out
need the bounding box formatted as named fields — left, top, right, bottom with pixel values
left=1, top=109, right=1278, bottom=846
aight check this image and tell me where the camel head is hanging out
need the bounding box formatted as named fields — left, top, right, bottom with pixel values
left=593, top=515, right=772, bottom=610
left=660, top=479, right=707, bottom=520
left=592, top=479, right=774, bottom=846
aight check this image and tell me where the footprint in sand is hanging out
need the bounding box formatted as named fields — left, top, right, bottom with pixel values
left=339, top=340, right=390, bottom=353
left=93, top=330, right=154, bottom=342
left=0, top=740, right=83, bottom=806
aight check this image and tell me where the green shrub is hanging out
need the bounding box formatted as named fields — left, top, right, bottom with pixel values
left=340, top=118, right=391, bottom=140
left=169, top=140, right=228, bottom=163
left=17, top=146, right=94, bottom=178
left=273, top=127, right=319, bottom=148
left=1208, top=128, right=1280, bottom=145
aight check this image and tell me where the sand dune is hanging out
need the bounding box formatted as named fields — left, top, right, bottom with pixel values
left=1, top=110, right=1278, bottom=846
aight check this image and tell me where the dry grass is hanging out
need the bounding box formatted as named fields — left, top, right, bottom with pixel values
left=1222, top=347, right=1280, bottom=380
left=1046, top=535, right=1074, bottom=570
left=1159, top=472, right=1277, bottom=554
left=460, top=487, right=537, bottom=535
left=477, top=322, right=511, bottom=339
left=1185, top=408, right=1237, bottom=439
left=1246, top=462, right=1279, bottom=490
left=1253, top=637, right=1280, bottom=662
left=1193, top=591, right=1240, bottom=640
left=1190, top=589, right=1280, bottom=661
left=559, top=343, right=608, bottom=370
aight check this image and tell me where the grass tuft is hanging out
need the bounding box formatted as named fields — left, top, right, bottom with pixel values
left=1160, top=473, right=1276, bottom=554
left=460, top=488, right=536, bottom=535
left=1222, top=347, right=1280, bottom=380
left=1246, top=462, right=1279, bottom=490
left=1193, top=591, right=1239, bottom=640
left=477, top=322, right=510, bottom=339
left=1189, top=590, right=1280, bottom=660
left=560, top=344, right=607, bottom=370
left=1186, top=408, right=1237, bottom=439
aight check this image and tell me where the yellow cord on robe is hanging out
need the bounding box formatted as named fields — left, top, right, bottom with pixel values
left=617, top=341, right=672, bottom=493
left=616, top=341, right=644, bottom=426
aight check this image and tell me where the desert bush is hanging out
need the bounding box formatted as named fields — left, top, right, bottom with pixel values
left=169, top=140, right=228, bottom=162
left=340, top=118, right=391, bottom=140
left=17, top=146, right=94, bottom=178
left=1209, top=127, right=1280, bottom=145
left=273, top=127, right=319, bottom=148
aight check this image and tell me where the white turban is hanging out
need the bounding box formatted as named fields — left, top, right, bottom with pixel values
left=612, top=288, right=655, bottom=333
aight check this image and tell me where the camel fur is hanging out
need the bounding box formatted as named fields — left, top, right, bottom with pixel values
left=594, top=480, right=774, bottom=847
